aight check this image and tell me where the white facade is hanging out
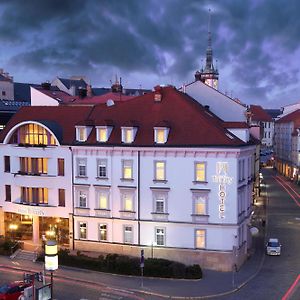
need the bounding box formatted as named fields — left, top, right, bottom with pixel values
left=30, top=87, right=59, bottom=106
left=182, top=81, right=247, bottom=122
left=262, top=121, right=274, bottom=147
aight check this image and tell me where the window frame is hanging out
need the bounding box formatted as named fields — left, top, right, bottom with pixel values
left=121, top=191, right=135, bottom=212
left=4, top=156, right=10, bottom=173
left=192, top=192, right=208, bottom=215
left=99, top=223, right=108, bottom=241
left=123, top=225, right=133, bottom=244
left=97, top=158, right=108, bottom=178
left=155, top=227, right=166, bottom=246
left=122, top=159, right=133, bottom=180
left=76, top=126, right=87, bottom=142
left=195, top=229, right=206, bottom=249
left=58, top=189, right=65, bottom=207
left=79, top=222, right=87, bottom=239
left=154, top=127, right=169, bottom=144
left=58, top=158, right=65, bottom=176
left=78, top=190, right=88, bottom=208
left=154, top=160, right=166, bottom=181
left=96, top=188, right=110, bottom=210
left=77, top=158, right=87, bottom=177
left=5, top=185, right=11, bottom=202
left=194, top=162, right=207, bottom=182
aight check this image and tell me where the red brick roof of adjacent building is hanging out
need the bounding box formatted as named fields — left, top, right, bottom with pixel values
left=0, top=86, right=249, bottom=147
left=276, top=109, right=300, bottom=132
left=250, top=105, right=273, bottom=122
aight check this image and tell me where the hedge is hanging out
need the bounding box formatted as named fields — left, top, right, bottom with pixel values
left=38, top=249, right=202, bottom=279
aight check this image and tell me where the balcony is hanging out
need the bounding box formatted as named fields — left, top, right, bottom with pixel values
left=94, top=209, right=111, bottom=218
left=119, top=210, right=136, bottom=219
left=74, top=207, right=90, bottom=216
left=151, top=212, right=169, bottom=221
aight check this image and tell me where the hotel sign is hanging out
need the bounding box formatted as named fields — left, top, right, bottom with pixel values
left=212, top=162, right=233, bottom=219
left=17, top=207, right=45, bottom=216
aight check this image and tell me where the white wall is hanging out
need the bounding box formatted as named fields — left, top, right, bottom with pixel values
left=31, top=87, right=59, bottom=106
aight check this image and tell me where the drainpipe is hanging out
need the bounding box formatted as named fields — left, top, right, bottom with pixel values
left=138, top=150, right=141, bottom=245
left=69, top=147, right=75, bottom=250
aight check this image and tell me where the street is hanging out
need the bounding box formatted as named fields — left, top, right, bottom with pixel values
left=215, top=168, right=300, bottom=300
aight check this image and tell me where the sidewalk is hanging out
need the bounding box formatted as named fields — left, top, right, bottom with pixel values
left=0, top=197, right=267, bottom=299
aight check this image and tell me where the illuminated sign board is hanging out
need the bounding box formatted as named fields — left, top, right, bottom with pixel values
left=45, top=255, right=58, bottom=271
left=17, top=207, right=45, bottom=216
left=212, top=162, right=233, bottom=219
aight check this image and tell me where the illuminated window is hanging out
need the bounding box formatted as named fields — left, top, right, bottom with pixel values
left=195, top=229, right=206, bottom=248
left=154, top=127, right=169, bottom=144
left=154, top=161, right=166, bottom=181
left=79, top=191, right=87, bottom=208
left=121, top=127, right=137, bottom=143
left=124, top=226, right=133, bottom=244
left=77, top=158, right=87, bottom=177
left=21, top=187, right=48, bottom=205
left=122, top=160, right=133, bottom=180
left=155, top=227, right=165, bottom=246
left=99, top=224, right=107, bottom=241
left=76, top=127, right=86, bottom=142
left=14, top=123, right=56, bottom=146
left=193, top=192, right=208, bottom=215
left=20, top=157, right=48, bottom=175
left=123, top=194, right=133, bottom=211
left=98, top=192, right=108, bottom=209
left=96, top=126, right=112, bottom=142
left=97, top=159, right=107, bottom=178
left=79, top=222, right=87, bottom=239
left=195, top=162, right=206, bottom=182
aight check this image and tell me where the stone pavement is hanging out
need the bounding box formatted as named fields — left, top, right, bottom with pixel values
left=0, top=193, right=267, bottom=299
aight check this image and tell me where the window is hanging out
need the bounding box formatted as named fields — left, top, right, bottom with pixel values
left=122, top=160, right=133, bottom=180
left=123, top=194, right=133, bottom=211
left=79, top=191, right=87, bottom=208
left=124, top=226, right=133, bottom=244
left=154, top=161, right=166, bottom=181
left=58, top=158, right=64, bottom=176
left=76, top=127, right=86, bottom=142
left=195, top=229, right=206, bottom=248
left=97, top=159, right=107, bottom=178
left=15, top=123, right=56, bottom=146
left=5, top=185, right=11, bottom=202
left=2, top=91, right=6, bottom=96
left=154, top=127, right=169, bottom=144
left=155, top=227, right=165, bottom=246
left=79, top=222, right=87, bottom=239
left=122, top=128, right=133, bottom=143
left=194, top=194, right=207, bottom=215
left=20, top=157, right=48, bottom=175
left=4, top=156, right=10, bottom=172
left=77, top=158, right=87, bottom=177
left=96, top=126, right=112, bottom=142
left=195, top=162, right=206, bottom=182
left=58, top=189, right=65, bottom=207
left=155, top=196, right=165, bottom=213
left=21, top=187, right=48, bottom=205
left=98, top=192, right=108, bottom=209
left=99, top=224, right=107, bottom=241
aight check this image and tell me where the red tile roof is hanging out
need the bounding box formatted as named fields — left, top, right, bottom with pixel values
left=276, top=109, right=300, bottom=129
left=36, top=87, right=134, bottom=105
left=250, top=105, right=273, bottom=122
left=1, top=87, right=249, bottom=147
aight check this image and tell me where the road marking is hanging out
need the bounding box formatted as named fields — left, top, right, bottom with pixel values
left=282, top=274, right=300, bottom=300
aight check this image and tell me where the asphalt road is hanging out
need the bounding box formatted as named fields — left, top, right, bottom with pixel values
left=215, top=168, right=300, bottom=300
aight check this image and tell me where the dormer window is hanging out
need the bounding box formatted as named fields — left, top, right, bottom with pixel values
left=121, top=127, right=137, bottom=144
left=76, top=126, right=87, bottom=142
left=76, top=126, right=92, bottom=142
left=96, top=126, right=113, bottom=143
left=154, top=127, right=169, bottom=144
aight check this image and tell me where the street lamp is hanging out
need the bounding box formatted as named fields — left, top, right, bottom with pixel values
left=45, top=240, right=58, bottom=300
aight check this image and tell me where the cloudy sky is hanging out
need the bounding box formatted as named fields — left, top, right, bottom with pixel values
left=0, top=0, right=299, bottom=108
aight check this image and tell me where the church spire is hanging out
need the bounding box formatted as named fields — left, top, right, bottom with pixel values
left=195, top=9, right=219, bottom=90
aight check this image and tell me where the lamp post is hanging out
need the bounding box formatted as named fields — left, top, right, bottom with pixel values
left=45, top=240, right=58, bottom=300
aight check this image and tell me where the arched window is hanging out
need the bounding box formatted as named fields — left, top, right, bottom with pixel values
left=9, top=123, right=57, bottom=146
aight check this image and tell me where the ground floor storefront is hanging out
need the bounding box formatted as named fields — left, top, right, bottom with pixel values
left=1, top=211, right=70, bottom=247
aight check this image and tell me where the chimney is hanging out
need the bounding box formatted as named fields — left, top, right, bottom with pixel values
left=41, top=81, right=51, bottom=90
left=86, top=84, right=93, bottom=97
left=78, top=87, right=87, bottom=98
left=154, top=85, right=163, bottom=102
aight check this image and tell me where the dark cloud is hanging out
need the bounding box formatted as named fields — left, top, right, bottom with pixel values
left=1, top=0, right=300, bottom=107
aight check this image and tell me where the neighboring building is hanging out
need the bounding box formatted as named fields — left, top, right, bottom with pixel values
left=0, top=69, right=14, bottom=100
left=249, top=105, right=274, bottom=147
left=0, top=86, right=256, bottom=271
left=274, top=109, right=300, bottom=180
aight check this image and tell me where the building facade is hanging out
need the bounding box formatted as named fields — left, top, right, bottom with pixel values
left=0, top=86, right=255, bottom=271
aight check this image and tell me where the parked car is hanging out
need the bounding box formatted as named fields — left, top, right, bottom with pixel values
left=266, top=238, right=281, bottom=256
left=0, top=281, right=32, bottom=300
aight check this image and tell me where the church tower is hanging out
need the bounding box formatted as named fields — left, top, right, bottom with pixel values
left=195, top=9, right=219, bottom=89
